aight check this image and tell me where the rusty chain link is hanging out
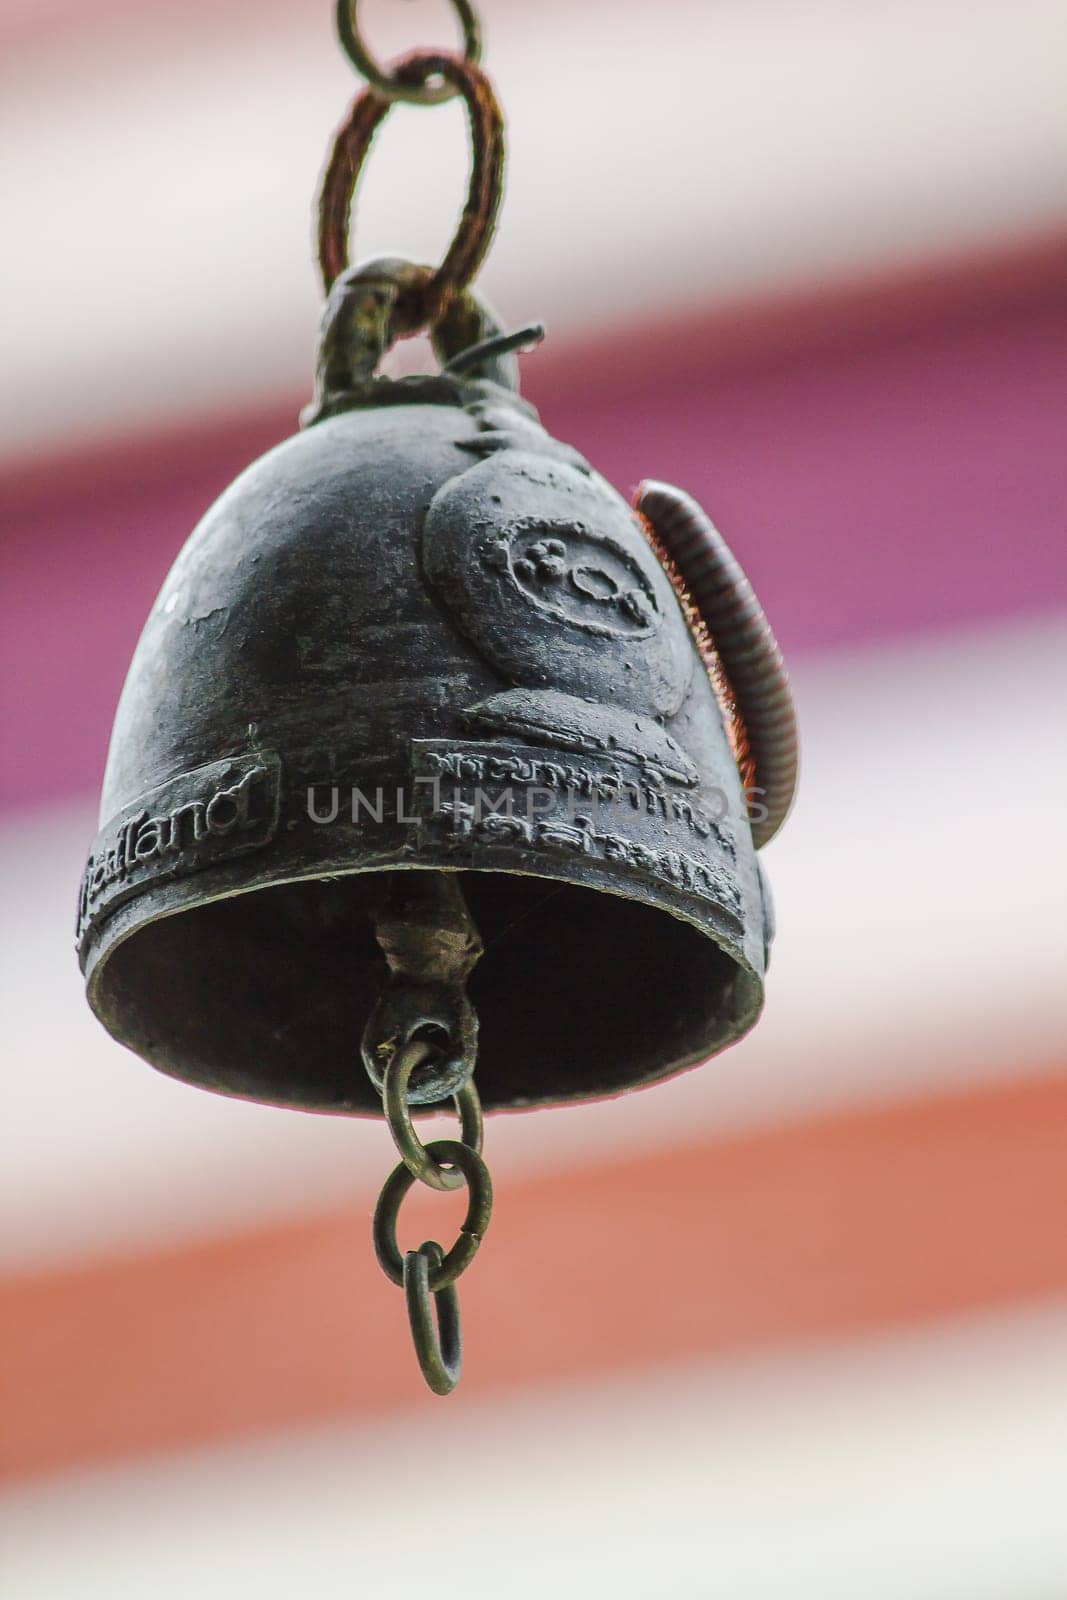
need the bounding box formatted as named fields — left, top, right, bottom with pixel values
left=318, top=23, right=504, bottom=334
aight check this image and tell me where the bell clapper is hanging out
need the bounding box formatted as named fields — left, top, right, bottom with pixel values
left=363, top=873, right=492, bottom=1395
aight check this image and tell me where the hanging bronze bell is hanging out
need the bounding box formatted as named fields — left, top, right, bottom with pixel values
left=77, top=262, right=793, bottom=1114
left=77, top=6, right=798, bottom=1394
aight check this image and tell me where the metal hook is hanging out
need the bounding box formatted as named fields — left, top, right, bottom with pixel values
left=442, top=321, right=545, bottom=378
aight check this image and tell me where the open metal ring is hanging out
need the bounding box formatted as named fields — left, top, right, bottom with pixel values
left=337, top=0, right=482, bottom=106
left=384, top=1038, right=483, bottom=1192
left=385, top=1042, right=483, bottom=1190
left=373, top=1139, right=492, bottom=1290
left=404, top=1242, right=462, bottom=1395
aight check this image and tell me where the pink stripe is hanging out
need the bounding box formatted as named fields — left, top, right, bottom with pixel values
left=2, top=277, right=1064, bottom=814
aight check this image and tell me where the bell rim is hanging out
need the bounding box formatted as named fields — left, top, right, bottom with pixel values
left=80, top=849, right=765, bottom=1116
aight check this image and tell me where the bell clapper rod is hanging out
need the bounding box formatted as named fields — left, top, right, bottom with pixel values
left=363, top=873, right=492, bottom=1395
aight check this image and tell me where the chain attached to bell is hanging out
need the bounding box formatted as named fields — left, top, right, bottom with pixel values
left=361, top=873, right=491, bottom=1393
left=368, top=1030, right=491, bottom=1395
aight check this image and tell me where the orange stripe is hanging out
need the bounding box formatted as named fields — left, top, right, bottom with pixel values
left=3, top=1070, right=1067, bottom=1483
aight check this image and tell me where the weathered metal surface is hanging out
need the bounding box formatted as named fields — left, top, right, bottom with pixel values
left=78, top=369, right=773, bottom=1115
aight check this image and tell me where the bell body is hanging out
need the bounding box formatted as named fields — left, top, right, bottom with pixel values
left=79, top=385, right=771, bottom=1112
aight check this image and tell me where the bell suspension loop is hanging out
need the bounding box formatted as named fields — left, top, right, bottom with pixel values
left=303, top=0, right=544, bottom=430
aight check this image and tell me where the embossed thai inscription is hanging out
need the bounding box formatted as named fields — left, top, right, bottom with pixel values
left=411, top=739, right=741, bottom=920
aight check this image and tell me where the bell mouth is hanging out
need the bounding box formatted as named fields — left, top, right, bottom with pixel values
left=87, top=867, right=761, bottom=1114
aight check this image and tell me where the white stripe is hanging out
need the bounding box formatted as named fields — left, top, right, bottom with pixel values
left=3, top=1301, right=1067, bottom=1597
left=2, top=0, right=1066, bottom=463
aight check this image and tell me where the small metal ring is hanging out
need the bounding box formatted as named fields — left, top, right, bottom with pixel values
left=384, top=1040, right=483, bottom=1192
left=404, top=1242, right=462, bottom=1395
left=373, top=1140, right=492, bottom=1290
left=317, top=53, right=504, bottom=307
left=337, top=0, right=482, bottom=106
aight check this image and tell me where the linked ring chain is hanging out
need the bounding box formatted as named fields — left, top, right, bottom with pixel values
left=367, top=1032, right=492, bottom=1395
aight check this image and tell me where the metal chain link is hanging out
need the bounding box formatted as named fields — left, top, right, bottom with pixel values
left=367, top=1030, right=492, bottom=1395
left=384, top=1037, right=483, bottom=1190
left=336, top=0, right=483, bottom=106
left=318, top=0, right=504, bottom=333
left=373, top=1136, right=492, bottom=1290
left=404, top=1242, right=461, bottom=1394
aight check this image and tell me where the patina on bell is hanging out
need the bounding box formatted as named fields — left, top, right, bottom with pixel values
left=77, top=262, right=789, bottom=1116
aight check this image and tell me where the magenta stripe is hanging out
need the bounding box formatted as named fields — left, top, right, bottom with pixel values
left=2, top=287, right=1064, bottom=814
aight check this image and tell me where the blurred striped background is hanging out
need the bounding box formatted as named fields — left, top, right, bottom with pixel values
left=2, top=1, right=1066, bottom=1594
